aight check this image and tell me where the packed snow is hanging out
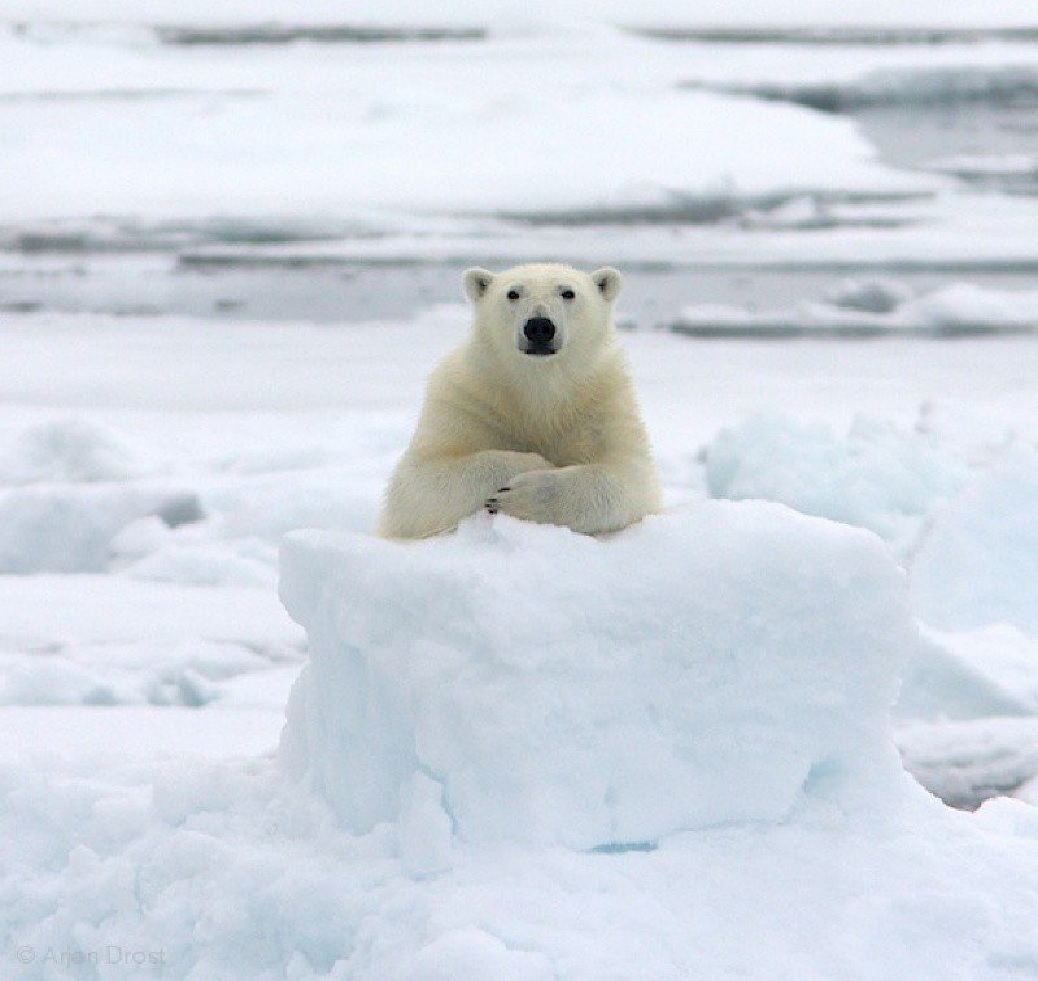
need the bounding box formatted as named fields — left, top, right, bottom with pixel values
left=281, top=507, right=913, bottom=847
left=3, top=0, right=1038, bottom=977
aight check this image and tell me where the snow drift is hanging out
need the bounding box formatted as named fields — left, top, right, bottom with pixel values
left=279, top=504, right=916, bottom=849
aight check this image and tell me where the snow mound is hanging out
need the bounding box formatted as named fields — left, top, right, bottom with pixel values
left=0, top=485, right=204, bottom=574
left=911, top=445, right=1038, bottom=633
left=279, top=504, right=916, bottom=850
left=0, top=418, right=161, bottom=485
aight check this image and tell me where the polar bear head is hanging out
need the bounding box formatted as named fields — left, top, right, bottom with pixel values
left=462, top=263, right=622, bottom=367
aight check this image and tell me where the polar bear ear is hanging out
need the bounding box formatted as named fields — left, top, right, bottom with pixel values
left=463, top=268, right=494, bottom=302
left=591, top=267, right=622, bottom=302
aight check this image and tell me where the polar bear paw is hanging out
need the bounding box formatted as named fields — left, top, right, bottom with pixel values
left=485, top=469, right=564, bottom=525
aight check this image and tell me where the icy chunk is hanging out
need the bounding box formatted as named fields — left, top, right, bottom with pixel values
left=279, top=504, right=917, bottom=848
left=910, top=445, right=1038, bottom=633
left=705, top=413, right=967, bottom=553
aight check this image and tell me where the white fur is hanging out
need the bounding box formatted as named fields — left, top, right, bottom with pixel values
left=377, top=263, right=661, bottom=538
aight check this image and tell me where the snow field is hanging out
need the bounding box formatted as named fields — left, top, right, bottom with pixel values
left=4, top=11, right=1038, bottom=970
left=0, top=325, right=1036, bottom=976
left=2, top=0, right=1038, bottom=974
left=0, top=17, right=932, bottom=225
left=8, top=0, right=1038, bottom=244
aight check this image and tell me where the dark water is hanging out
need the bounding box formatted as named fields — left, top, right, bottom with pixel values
left=858, top=101, right=1038, bottom=192
left=691, top=66, right=1038, bottom=193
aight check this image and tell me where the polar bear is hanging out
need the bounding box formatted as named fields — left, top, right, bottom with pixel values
left=376, top=263, right=661, bottom=538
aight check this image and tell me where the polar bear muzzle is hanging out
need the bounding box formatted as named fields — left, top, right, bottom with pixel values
left=522, top=316, right=557, bottom=356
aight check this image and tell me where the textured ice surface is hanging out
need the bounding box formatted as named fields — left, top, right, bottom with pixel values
left=911, top=445, right=1038, bottom=633
left=279, top=505, right=916, bottom=848
left=705, top=412, right=967, bottom=553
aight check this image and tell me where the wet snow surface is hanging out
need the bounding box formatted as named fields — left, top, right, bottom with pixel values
left=3, top=2, right=1038, bottom=978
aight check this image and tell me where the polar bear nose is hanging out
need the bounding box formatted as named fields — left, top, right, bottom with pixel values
left=523, top=317, right=556, bottom=345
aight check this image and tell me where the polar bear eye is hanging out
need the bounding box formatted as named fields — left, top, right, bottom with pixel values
left=506, top=289, right=521, bottom=301
left=560, top=289, right=576, bottom=300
